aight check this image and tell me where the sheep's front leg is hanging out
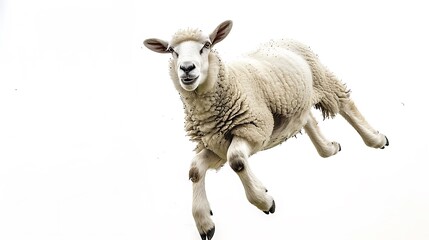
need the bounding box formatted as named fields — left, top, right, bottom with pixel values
left=228, top=136, right=276, bottom=214
left=189, top=149, right=225, bottom=240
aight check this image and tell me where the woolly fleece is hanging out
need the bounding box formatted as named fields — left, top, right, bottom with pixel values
left=168, top=29, right=349, bottom=159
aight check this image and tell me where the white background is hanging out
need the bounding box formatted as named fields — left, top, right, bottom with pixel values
left=1, top=0, right=428, bottom=239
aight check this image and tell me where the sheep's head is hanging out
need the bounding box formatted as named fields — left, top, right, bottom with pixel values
left=144, top=20, right=233, bottom=92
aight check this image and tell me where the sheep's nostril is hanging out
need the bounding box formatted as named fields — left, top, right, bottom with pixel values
left=180, top=62, right=196, bottom=74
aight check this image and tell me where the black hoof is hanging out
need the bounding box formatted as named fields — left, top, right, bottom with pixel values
left=381, top=137, right=389, bottom=149
left=338, top=143, right=342, bottom=152
left=263, top=200, right=276, bottom=215
left=200, top=227, right=215, bottom=240
left=210, top=210, right=213, bottom=216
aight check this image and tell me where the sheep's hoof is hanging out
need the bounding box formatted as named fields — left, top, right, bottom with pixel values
left=381, top=136, right=389, bottom=149
left=263, top=200, right=276, bottom=215
left=200, top=227, right=215, bottom=240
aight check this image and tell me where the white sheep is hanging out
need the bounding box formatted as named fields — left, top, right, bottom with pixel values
left=144, top=20, right=389, bottom=240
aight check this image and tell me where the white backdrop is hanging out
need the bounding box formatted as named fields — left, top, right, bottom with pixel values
left=1, top=0, right=428, bottom=239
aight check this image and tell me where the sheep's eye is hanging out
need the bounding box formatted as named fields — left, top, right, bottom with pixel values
left=167, top=47, right=178, bottom=57
left=200, top=42, right=211, bottom=54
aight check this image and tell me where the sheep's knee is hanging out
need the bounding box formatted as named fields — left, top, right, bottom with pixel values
left=229, top=153, right=245, bottom=172
left=230, top=159, right=245, bottom=172
left=228, top=137, right=253, bottom=173
left=189, top=166, right=200, bottom=182
left=189, top=149, right=225, bottom=183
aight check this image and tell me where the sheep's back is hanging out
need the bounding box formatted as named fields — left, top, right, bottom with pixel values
left=228, top=43, right=314, bottom=117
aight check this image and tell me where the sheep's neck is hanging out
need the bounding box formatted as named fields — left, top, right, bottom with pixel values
left=181, top=58, right=239, bottom=150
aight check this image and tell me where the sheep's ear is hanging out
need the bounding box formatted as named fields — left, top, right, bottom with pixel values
left=144, top=38, right=170, bottom=53
left=209, top=20, right=233, bottom=46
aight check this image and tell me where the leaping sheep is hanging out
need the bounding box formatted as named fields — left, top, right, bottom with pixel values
left=144, top=20, right=389, bottom=240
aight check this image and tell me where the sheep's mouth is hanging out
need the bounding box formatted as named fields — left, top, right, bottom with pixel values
left=181, top=76, right=198, bottom=85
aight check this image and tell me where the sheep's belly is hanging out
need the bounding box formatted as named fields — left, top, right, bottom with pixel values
left=265, top=109, right=310, bottom=150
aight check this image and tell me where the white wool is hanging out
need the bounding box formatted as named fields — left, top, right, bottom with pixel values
left=144, top=20, right=388, bottom=239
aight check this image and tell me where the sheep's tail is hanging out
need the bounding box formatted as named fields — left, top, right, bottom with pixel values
left=313, top=70, right=350, bottom=119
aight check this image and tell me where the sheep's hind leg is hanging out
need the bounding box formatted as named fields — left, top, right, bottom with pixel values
left=339, top=99, right=389, bottom=149
left=228, top=136, right=276, bottom=214
left=189, top=149, right=225, bottom=240
left=304, top=112, right=342, bottom=158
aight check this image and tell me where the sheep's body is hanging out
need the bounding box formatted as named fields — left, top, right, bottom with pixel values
left=179, top=40, right=316, bottom=158
left=144, top=21, right=388, bottom=240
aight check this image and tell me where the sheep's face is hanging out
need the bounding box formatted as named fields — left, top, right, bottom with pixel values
left=168, top=40, right=211, bottom=91
left=144, top=20, right=233, bottom=92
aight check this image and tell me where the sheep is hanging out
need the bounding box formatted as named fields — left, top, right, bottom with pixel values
left=144, top=20, right=389, bottom=240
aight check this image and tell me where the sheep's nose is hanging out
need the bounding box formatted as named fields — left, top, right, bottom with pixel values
left=180, top=62, right=196, bottom=74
